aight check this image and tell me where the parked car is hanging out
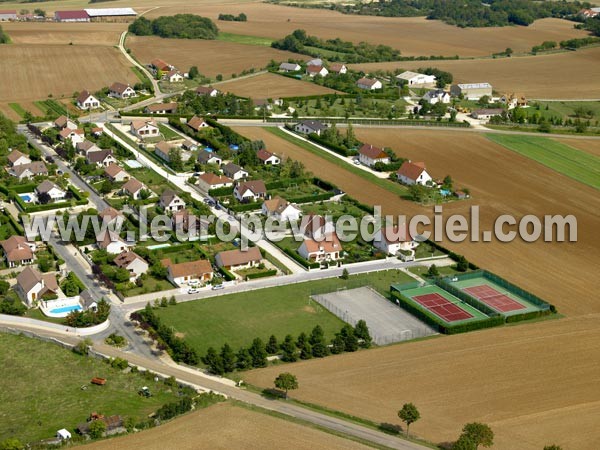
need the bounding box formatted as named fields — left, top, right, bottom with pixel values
left=211, top=284, right=224, bottom=291
left=187, top=287, right=200, bottom=294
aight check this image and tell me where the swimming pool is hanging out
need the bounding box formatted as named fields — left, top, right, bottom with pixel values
left=50, top=304, right=82, bottom=314
left=19, top=193, right=34, bottom=203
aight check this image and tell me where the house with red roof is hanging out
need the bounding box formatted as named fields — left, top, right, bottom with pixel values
left=298, top=234, right=343, bottom=263
left=396, top=161, right=432, bottom=186
left=358, top=144, right=389, bottom=167
left=256, top=149, right=280, bottom=165
left=54, top=10, right=89, bottom=22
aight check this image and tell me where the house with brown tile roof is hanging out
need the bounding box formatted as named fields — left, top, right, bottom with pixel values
left=109, top=82, right=136, bottom=99
left=7, top=150, right=31, bottom=167
left=172, top=209, right=209, bottom=234
left=130, top=119, right=159, bottom=138
left=145, top=102, right=178, bottom=114
left=150, top=58, right=172, bottom=72
left=121, top=178, right=146, bottom=200
left=166, top=69, right=184, bottom=83
left=113, top=250, right=148, bottom=281
left=96, top=230, right=133, bottom=254
left=256, top=149, right=280, bottom=165
left=299, top=214, right=335, bottom=240
left=195, top=86, right=218, bottom=97
left=306, top=65, right=328, bottom=77
left=9, top=161, right=48, bottom=180
left=1, top=235, right=36, bottom=267
left=104, top=163, right=129, bottom=182
left=261, top=196, right=301, bottom=222
left=58, top=128, right=85, bottom=147
left=358, top=144, right=389, bottom=167
left=196, top=172, right=233, bottom=191
left=329, top=63, right=347, bottom=74
left=161, top=258, right=213, bottom=286
left=76, top=90, right=100, bottom=110
left=76, top=140, right=101, bottom=156
left=54, top=115, right=77, bottom=130
left=373, top=225, right=418, bottom=255
left=234, top=180, right=267, bottom=202
left=98, top=207, right=124, bottom=225
left=15, top=266, right=58, bottom=306
left=396, top=161, right=432, bottom=186
left=187, top=115, right=209, bottom=131
left=215, top=247, right=262, bottom=271
left=298, top=234, right=343, bottom=263
left=357, top=77, right=382, bottom=90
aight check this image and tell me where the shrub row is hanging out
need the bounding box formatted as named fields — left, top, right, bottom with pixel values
left=287, top=192, right=334, bottom=204
left=208, top=186, right=234, bottom=197
left=245, top=269, right=277, bottom=280
left=218, top=266, right=236, bottom=281
left=283, top=247, right=320, bottom=269
left=306, top=133, right=353, bottom=157
left=229, top=202, right=262, bottom=213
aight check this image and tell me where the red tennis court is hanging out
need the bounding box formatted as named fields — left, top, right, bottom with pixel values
left=413, top=293, right=473, bottom=323
left=463, top=285, right=526, bottom=312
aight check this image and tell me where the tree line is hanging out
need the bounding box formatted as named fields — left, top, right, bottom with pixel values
left=218, top=13, right=247, bottom=22
left=128, top=14, right=219, bottom=40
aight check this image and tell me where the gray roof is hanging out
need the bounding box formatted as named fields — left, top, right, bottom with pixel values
left=297, top=120, right=327, bottom=131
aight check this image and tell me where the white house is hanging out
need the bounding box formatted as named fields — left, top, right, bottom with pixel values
left=197, top=151, right=222, bottom=166
left=76, top=140, right=101, bottom=156
left=122, top=178, right=146, bottom=200
left=1, top=235, right=36, bottom=267
left=145, top=102, right=178, bottom=115
left=373, top=225, right=418, bottom=255
left=166, top=69, right=184, bottom=83
left=109, top=82, right=136, bottom=99
left=358, top=144, right=389, bottom=167
left=59, top=128, right=85, bottom=147
left=423, top=89, right=451, bottom=105
left=160, top=189, right=185, bottom=213
left=35, top=180, right=66, bottom=202
left=9, top=161, right=48, bottom=180
left=306, top=65, right=329, bottom=77
left=86, top=149, right=117, bottom=167
left=294, top=120, right=327, bottom=136
left=215, top=247, right=262, bottom=271
left=396, top=161, right=432, bottom=186
left=262, top=196, right=301, bottom=222
left=196, top=86, right=219, bottom=97
left=357, top=77, right=382, bottom=90
left=114, top=251, right=148, bottom=281
left=222, top=162, right=248, bottom=180
left=15, top=266, right=58, bottom=306
left=299, top=214, right=336, bottom=241
left=471, top=108, right=504, bottom=121
left=104, top=163, right=130, bottom=182
left=7, top=150, right=31, bottom=167
left=162, top=258, right=213, bottom=286
left=298, top=234, right=343, bottom=263
left=76, top=90, right=100, bottom=110
left=187, top=115, right=210, bottom=132
left=130, top=120, right=159, bottom=139
left=96, top=230, right=133, bottom=254
left=396, top=71, right=436, bottom=86
left=279, top=62, right=301, bottom=72
left=256, top=149, right=280, bottom=165
left=54, top=115, right=77, bottom=131
left=197, top=173, right=233, bottom=191
left=234, top=180, right=267, bottom=202
left=329, top=63, right=347, bottom=74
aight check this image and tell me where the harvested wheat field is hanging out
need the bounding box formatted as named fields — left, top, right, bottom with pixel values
left=2, top=22, right=124, bottom=46
left=127, top=35, right=307, bottom=79
left=554, top=137, right=600, bottom=158
left=245, top=315, right=600, bottom=450
left=220, top=72, right=338, bottom=98
left=0, top=45, right=138, bottom=103
left=351, top=46, right=600, bottom=99
left=147, top=2, right=588, bottom=57
left=79, top=402, right=368, bottom=450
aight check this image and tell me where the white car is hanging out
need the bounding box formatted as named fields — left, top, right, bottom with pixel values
left=187, top=287, right=200, bottom=294
left=353, top=159, right=361, bottom=165
left=211, top=284, right=224, bottom=291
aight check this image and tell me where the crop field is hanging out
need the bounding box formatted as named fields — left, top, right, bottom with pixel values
left=486, top=134, right=600, bottom=190
left=555, top=137, right=600, bottom=158
left=351, top=46, right=600, bottom=99
left=2, top=22, right=124, bottom=46
left=218, top=72, right=338, bottom=98
left=79, top=402, right=369, bottom=450
left=146, top=3, right=588, bottom=57
left=0, top=45, right=138, bottom=103
left=127, top=35, right=307, bottom=79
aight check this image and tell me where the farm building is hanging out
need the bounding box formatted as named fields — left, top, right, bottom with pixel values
left=423, top=89, right=451, bottom=105
left=471, top=108, right=504, bottom=121
left=279, top=62, right=301, bottom=72
left=396, top=71, right=436, bottom=86
left=0, top=10, right=17, bottom=21
left=215, top=247, right=262, bottom=271
left=358, top=144, right=389, bottom=167
left=450, top=83, right=493, bottom=100
left=84, top=8, right=137, bottom=22
left=54, top=10, right=90, bottom=22
left=396, top=161, right=432, bottom=186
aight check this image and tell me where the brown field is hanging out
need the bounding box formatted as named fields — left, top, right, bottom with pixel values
left=78, top=402, right=369, bottom=450
left=127, top=35, right=308, bottom=79
left=2, top=22, right=124, bottom=46
left=218, top=72, right=338, bottom=98
left=0, top=45, right=138, bottom=103
left=351, top=46, right=600, bottom=99
left=237, top=127, right=600, bottom=448
left=146, top=3, right=589, bottom=57
left=555, top=137, right=600, bottom=158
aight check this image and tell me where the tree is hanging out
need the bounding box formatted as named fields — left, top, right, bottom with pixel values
left=265, top=335, right=279, bottom=354
left=274, top=372, right=298, bottom=398
left=189, top=66, right=199, bottom=79
left=427, top=264, right=440, bottom=277
left=280, top=334, right=298, bottom=362
left=0, top=438, right=24, bottom=450
left=340, top=268, right=349, bottom=280
left=220, top=343, right=236, bottom=373
left=168, top=148, right=184, bottom=171
left=309, top=325, right=329, bottom=357
left=398, top=403, right=420, bottom=437
left=340, top=324, right=359, bottom=352
left=299, top=341, right=313, bottom=360
left=354, top=320, right=372, bottom=348
left=88, top=419, right=107, bottom=439
left=456, top=255, right=469, bottom=272
left=460, top=423, right=494, bottom=448
left=330, top=334, right=345, bottom=354
left=505, top=47, right=513, bottom=56
left=235, top=347, right=253, bottom=370
left=248, top=337, right=268, bottom=368
left=543, top=446, right=563, bottom=450
left=452, top=434, right=477, bottom=450
left=202, top=347, right=224, bottom=375
left=99, top=180, right=113, bottom=194
left=37, top=192, right=51, bottom=205
left=33, top=8, right=45, bottom=17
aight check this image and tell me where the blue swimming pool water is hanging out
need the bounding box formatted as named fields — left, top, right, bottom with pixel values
left=440, top=189, right=451, bottom=196
left=19, top=194, right=33, bottom=203
left=50, top=305, right=82, bottom=314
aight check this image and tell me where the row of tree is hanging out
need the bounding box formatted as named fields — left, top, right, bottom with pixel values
left=217, top=13, right=247, bottom=22
left=128, top=14, right=219, bottom=40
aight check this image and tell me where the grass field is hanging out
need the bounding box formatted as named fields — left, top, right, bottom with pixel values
left=158, top=123, right=182, bottom=141
left=216, top=32, right=273, bottom=46
left=219, top=72, right=338, bottom=98
left=152, top=270, right=412, bottom=357
left=486, top=134, right=600, bottom=190
left=0, top=333, right=180, bottom=444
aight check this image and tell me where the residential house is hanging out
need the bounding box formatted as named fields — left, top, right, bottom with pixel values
left=15, top=266, right=58, bottom=306
left=154, top=141, right=173, bottom=162
left=145, top=102, right=178, bottom=115
left=298, top=234, right=343, bottom=263
left=279, top=62, right=301, bottom=72
left=307, top=58, right=323, bottom=66
left=113, top=251, right=148, bottom=281
left=182, top=140, right=198, bottom=152
left=579, top=8, right=599, bottom=18
left=91, top=127, right=104, bottom=137
left=299, top=214, right=335, bottom=240
left=261, top=196, right=301, bottom=222
left=122, top=178, right=146, bottom=200
left=9, top=161, right=48, bottom=180
left=86, top=149, right=117, bottom=167
left=294, top=120, right=327, bottom=136
left=396, top=161, right=432, bottom=186
left=79, top=290, right=98, bottom=312
left=373, top=225, right=418, bottom=255
left=500, top=93, right=527, bottom=109
left=357, top=77, right=382, bottom=90
left=150, top=58, right=172, bottom=73
left=329, top=63, right=347, bottom=74
left=159, top=189, right=185, bottom=213
left=423, top=89, right=451, bottom=105
left=1, top=235, right=35, bottom=268
left=53, top=115, right=77, bottom=131
left=358, top=144, right=389, bottom=167
left=166, top=70, right=184, bottom=83
left=130, top=119, right=159, bottom=138
left=59, top=128, right=85, bottom=147
left=172, top=209, right=209, bottom=234
left=197, top=172, right=233, bottom=191
left=76, top=90, right=100, bottom=110
left=196, top=86, right=219, bottom=97
left=108, top=82, right=136, bottom=99
left=306, top=65, right=329, bottom=77
left=234, top=180, right=267, bottom=202
left=35, top=180, right=66, bottom=202
left=256, top=149, right=280, bottom=165
left=54, top=10, right=90, bottom=22
left=222, top=162, right=248, bottom=180
left=104, top=163, right=129, bottom=182
left=7, top=150, right=31, bottom=167
left=76, top=140, right=101, bottom=156
left=215, top=247, right=262, bottom=271
left=96, top=230, right=133, bottom=254
left=187, top=115, right=209, bottom=132
left=450, top=83, right=492, bottom=100
left=98, top=206, right=124, bottom=225
left=396, top=71, right=436, bottom=86
left=161, top=258, right=213, bottom=286
left=471, top=108, right=504, bottom=121
left=198, top=150, right=222, bottom=166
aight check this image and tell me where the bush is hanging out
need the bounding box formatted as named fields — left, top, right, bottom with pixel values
left=111, top=357, right=129, bottom=370
left=129, top=14, right=219, bottom=40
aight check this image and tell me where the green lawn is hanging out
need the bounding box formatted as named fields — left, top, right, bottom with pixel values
left=486, top=134, right=600, bottom=190
left=158, top=123, right=182, bottom=140
left=0, top=333, right=181, bottom=444
left=8, top=103, right=26, bottom=118
left=533, top=101, right=600, bottom=121
left=217, top=32, right=273, bottom=47
left=408, top=264, right=461, bottom=278
left=153, top=270, right=412, bottom=357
